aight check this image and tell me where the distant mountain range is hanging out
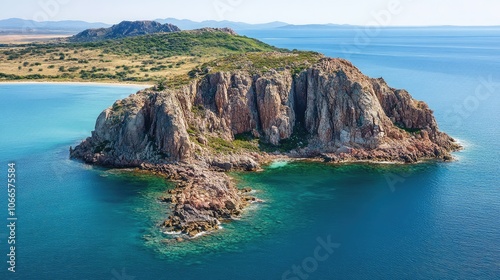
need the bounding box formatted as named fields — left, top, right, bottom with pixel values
left=154, top=18, right=288, bottom=30
left=0, top=18, right=110, bottom=34
left=1, top=18, right=498, bottom=35
left=0, top=18, right=289, bottom=34
left=70, top=21, right=180, bottom=42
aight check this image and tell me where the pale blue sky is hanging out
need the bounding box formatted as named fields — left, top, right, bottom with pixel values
left=3, top=0, right=500, bottom=26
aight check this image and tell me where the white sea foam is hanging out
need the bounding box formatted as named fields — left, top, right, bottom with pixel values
left=164, top=231, right=182, bottom=235
left=268, top=160, right=289, bottom=169
left=192, top=231, right=208, bottom=238
left=453, top=137, right=473, bottom=150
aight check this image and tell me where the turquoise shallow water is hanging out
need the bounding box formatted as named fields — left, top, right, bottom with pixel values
left=1, top=28, right=500, bottom=279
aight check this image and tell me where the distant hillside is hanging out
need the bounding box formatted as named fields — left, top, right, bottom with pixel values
left=0, top=18, right=109, bottom=34
left=70, top=21, right=180, bottom=42
left=0, top=17, right=288, bottom=34
left=0, top=29, right=280, bottom=85
left=155, top=18, right=288, bottom=30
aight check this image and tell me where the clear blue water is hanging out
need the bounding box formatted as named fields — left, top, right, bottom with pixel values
left=1, top=28, right=499, bottom=279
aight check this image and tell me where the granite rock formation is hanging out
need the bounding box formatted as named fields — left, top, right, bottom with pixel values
left=71, top=56, right=461, bottom=237
left=70, top=20, right=180, bottom=42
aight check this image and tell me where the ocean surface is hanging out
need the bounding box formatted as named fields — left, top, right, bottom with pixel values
left=0, top=27, right=499, bottom=279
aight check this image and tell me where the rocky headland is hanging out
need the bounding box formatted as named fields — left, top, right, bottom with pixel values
left=70, top=20, right=181, bottom=42
left=70, top=41, right=461, bottom=238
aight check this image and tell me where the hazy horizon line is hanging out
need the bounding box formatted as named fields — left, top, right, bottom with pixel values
left=1, top=17, right=500, bottom=28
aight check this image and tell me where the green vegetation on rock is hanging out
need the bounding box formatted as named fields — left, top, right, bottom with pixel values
left=84, top=31, right=279, bottom=58
left=194, top=50, right=323, bottom=76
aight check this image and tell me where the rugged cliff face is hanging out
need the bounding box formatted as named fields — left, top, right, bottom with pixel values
left=71, top=56, right=460, bottom=237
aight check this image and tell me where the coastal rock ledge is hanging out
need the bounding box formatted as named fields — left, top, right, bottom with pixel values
left=70, top=57, right=461, bottom=237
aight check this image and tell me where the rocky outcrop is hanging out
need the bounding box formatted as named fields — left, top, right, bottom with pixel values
left=194, top=70, right=296, bottom=145
left=144, top=163, right=251, bottom=237
left=299, top=59, right=458, bottom=162
left=70, top=21, right=180, bottom=42
left=71, top=56, right=461, bottom=238
left=255, top=70, right=296, bottom=145
left=192, top=27, right=238, bottom=36
left=71, top=92, right=191, bottom=166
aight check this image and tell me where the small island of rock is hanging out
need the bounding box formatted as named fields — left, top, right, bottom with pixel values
left=70, top=30, right=460, bottom=238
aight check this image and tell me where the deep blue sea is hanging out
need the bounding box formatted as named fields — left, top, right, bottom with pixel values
left=0, top=28, right=499, bottom=280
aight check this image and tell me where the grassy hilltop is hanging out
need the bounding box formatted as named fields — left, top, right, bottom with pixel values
left=0, top=29, right=323, bottom=87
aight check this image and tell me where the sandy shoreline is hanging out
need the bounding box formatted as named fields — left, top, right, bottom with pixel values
left=0, top=81, right=152, bottom=88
